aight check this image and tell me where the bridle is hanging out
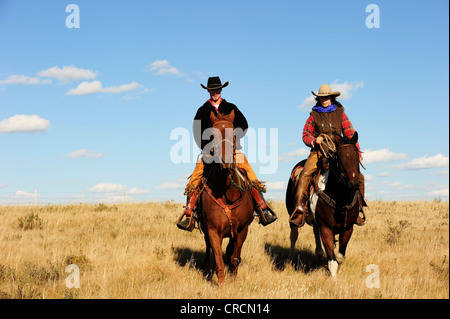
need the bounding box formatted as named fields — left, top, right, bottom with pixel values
left=212, top=120, right=236, bottom=168
left=330, top=143, right=360, bottom=186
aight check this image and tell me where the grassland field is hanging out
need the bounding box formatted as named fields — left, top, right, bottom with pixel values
left=0, top=200, right=448, bottom=299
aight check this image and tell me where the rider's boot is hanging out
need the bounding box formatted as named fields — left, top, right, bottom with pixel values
left=356, top=173, right=367, bottom=226
left=176, top=190, right=200, bottom=231
left=290, top=174, right=310, bottom=227
left=250, top=188, right=277, bottom=226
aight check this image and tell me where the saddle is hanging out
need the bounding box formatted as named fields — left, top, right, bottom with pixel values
left=289, top=159, right=324, bottom=201
left=289, top=159, right=331, bottom=227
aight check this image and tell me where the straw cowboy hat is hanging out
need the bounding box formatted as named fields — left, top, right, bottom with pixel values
left=312, top=84, right=341, bottom=97
left=201, top=76, right=229, bottom=90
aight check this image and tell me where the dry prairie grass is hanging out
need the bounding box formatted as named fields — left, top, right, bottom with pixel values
left=0, top=200, right=448, bottom=299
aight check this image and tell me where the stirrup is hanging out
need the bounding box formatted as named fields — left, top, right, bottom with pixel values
left=258, top=206, right=277, bottom=226
left=289, top=194, right=308, bottom=228
left=356, top=210, right=366, bottom=226
left=176, top=215, right=195, bottom=231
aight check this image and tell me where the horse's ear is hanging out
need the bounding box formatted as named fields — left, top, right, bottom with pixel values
left=351, top=131, right=358, bottom=144
left=210, top=112, right=218, bottom=124
left=332, top=131, right=341, bottom=144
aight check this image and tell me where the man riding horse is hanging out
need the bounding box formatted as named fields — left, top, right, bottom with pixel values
left=289, top=84, right=367, bottom=227
left=177, top=76, right=277, bottom=231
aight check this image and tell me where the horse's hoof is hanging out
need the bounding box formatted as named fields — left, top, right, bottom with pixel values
left=315, top=249, right=325, bottom=257
left=336, top=252, right=345, bottom=264
left=328, top=260, right=339, bottom=279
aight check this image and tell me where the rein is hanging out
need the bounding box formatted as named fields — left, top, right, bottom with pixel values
left=318, top=134, right=337, bottom=158
left=213, top=138, right=234, bottom=151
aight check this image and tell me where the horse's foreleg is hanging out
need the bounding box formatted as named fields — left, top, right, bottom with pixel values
left=203, top=232, right=211, bottom=267
left=288, top=224, right=299, bottom=261
left=337, top=226, right=354, bottom=264
left=230, top=227, right=249, bottom=277
left=319, top=225, right=338, bottom=279
left=225, top=237, right=236, bottom=265
left=313, top=224, right=324, bottom=256
left=208, top=230, right=225, bottom=287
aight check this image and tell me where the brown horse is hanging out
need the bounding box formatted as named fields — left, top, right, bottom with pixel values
left=199, top=110, right=254, bottom=286
left=286, top=132, right=361, bottom=278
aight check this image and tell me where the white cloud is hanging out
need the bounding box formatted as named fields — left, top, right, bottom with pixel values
left=266, top=181, right=286, bottom=191
left=120, top=88, right=156, bottom=101
left=426, top=188, right=449, bottom=198
left=155, top=174, right=189, bottom=190
left=14, top=190, right=36, bottom=199
left=145, top=60, right=207, bottom=82
left=299, top=80, right=364, bottom=110
left=389, top=181, right=403, bottom=188
left=37, top=65, right=97, bottom=82
left=129, top=187, right=150, bottom=195
left=0, top=74, right=51, bottom=85
left=278, top=148, right=310, bottom=162
left=155, top=181, right=185, bottom=190
left=90, top=183, right=127, bottom=193
left=66, top=81, right=142, bottom=95
left=66, top=80, right=103, bottom=95
left=64, top=149, right=103, bottom=158
left=0, top=114, right=51, bottom=133
left=146, top=60, right=181, bottom=76
left=329, top=80, right=364, bottom=100
left=101, top=82, right=142, bottom=93
left=393, top=154, right=449, bottom=170
left=362, top=148, right=408, bottom=165
left=89, top=183, right=150, bottom=196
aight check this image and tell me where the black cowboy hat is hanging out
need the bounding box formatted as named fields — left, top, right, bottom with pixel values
left=201, top=76, right=229, bottom=90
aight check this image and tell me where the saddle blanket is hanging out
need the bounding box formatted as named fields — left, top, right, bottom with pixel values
left=289, top=160, right=329, bottom=219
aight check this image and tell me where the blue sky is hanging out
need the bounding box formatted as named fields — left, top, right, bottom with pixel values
left=0, top=0, right=448, bottom=204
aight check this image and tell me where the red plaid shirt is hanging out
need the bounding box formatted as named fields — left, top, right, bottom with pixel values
left=302, top=111, right=361, bottom=154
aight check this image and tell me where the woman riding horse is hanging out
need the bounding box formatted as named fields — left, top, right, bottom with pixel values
left=177, top=76, right=277, bottom=231
left=289, top=84, right=366, bottom=227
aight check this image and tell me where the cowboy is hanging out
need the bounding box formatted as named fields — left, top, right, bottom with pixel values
left=177, top=76, right=277, bottom=231
left=289, top=84, right=366, bottom=227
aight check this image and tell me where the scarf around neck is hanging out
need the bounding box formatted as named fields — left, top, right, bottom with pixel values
left=207, top=98, right=223, bottom=112
left=312, top=103, right=337, bottom=113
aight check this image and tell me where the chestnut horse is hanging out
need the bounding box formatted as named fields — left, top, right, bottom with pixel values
left=199, top=110, right=254, bottom=286
left=286, top=132, right=362, bottom=278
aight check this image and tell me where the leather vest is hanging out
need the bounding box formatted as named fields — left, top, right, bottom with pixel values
left=311, top=107, right=343, bottom=137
